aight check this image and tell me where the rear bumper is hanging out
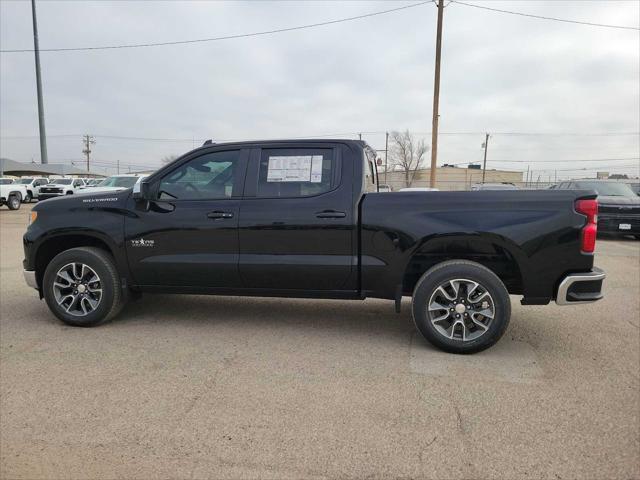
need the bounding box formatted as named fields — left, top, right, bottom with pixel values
left=555, top=267, right=605, bottom=305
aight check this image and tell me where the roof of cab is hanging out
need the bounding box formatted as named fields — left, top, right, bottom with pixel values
left=194, top=138, right=367, bottom=151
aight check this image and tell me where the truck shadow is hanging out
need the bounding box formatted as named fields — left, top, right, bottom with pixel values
left=119, top=293, right=416, bottom=339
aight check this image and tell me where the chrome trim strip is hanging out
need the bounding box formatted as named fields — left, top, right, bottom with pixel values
left=23, top=270, right=38, bottom=290
left=556, top=268, right=606, bottom=306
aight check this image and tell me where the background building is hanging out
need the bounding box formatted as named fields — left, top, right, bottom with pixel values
left=379, top=166, right=523, bottom=191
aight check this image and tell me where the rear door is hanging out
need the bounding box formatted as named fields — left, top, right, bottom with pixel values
left=238, top=144, right=356, bottom=292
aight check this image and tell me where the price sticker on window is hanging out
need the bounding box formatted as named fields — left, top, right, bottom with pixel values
left=267, top=155, right=323, bottom=183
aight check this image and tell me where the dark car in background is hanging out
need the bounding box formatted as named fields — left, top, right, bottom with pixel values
left=557, top=180, right=640, bottom=239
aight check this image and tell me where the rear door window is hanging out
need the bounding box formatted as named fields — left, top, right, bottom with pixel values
left=256, top=148, right=336, bottom=198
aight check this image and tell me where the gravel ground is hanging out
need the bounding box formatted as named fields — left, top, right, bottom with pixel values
left=1, top=204, right=638, bottom=480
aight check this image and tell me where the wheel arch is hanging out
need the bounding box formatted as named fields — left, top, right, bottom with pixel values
left=34, top=232, right=121, bottom=293
left=402, top=233, right=526, bottom=296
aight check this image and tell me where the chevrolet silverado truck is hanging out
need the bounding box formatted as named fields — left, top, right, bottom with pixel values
left=38, top=177, right=86, bottom=200
left=23, top=140, right=605, bottom=353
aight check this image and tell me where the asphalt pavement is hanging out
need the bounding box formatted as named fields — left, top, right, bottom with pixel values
left=1, top=204, right=638, bottom=479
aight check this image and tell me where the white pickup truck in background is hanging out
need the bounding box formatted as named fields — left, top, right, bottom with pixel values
left=38, top=178, right=86, bottom=200
left=14, top=177, right=50, bottom=202
left=0, top=178, right=29, bottom=210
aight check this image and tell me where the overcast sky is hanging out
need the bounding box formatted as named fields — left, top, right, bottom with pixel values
left=1, top=0, right=639, bottom=179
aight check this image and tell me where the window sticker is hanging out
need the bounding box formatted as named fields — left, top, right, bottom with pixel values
left=267, top=155, right=323, bottom=183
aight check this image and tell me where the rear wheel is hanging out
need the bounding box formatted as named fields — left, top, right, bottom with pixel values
left=43, top=247, right=125, bottom=327
left=7, top=195, right=21, bottom=210
left=412, top=260, right=511, bottom=354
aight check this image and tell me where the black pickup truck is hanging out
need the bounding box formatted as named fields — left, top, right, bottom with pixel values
left=23, top=139, right=605, bottom=353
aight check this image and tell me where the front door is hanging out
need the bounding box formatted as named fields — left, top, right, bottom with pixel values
left=238, top=145, right=356, bottom=292
left=125, top=148, right=248, bottom=288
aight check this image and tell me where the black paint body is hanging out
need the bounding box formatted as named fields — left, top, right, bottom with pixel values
left=24, top=140, right=596, bottom=305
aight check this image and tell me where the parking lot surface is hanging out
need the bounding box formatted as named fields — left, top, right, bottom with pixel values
left=1, top=204, right=639, bottom=479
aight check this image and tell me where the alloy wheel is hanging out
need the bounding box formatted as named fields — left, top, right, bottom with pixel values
left=427, top=278, right=495, bottom=342
left=52, top=262, right=103, bottom=316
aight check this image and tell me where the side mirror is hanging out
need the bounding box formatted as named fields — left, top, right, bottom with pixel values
left=133, top=181, right=150, bottom=200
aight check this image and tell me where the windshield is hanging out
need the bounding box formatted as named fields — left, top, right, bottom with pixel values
left=575, top=182, right=635, bottom=197
left=97, top=176, right=138, bottom=188
left=0, top=179, right=14, bottom=185
left=51, top=179, right=72, bottom=185
left=18, top=178, right=33, bottom=184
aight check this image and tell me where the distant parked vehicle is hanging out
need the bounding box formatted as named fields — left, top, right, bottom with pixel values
left=38, top=178, right=86, bottom=200
left=378, top=184, right=392, bottom=192
left=471, top=183, right=519, bottom=191
left=398, top=187, right=440, bottom=192
left=627, top=182, right=640, bottom=196
left=79, top=174, right=148, bottom=194
left=557, top=180, right=639, bottom=239
left=82, top=179, right=103, bottom=187
left=16, top=177, right=50, bottom=202
left=0, top=181, right=28, bottom=210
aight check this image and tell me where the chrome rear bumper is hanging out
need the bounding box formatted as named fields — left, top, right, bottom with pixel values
left=23, top=270, right=38, bottom=290
left=555, top=268, right=605, bottom=306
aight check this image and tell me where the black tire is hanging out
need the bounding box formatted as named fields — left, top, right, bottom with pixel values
left=7, top=195, right=21, bottom=210
left=66, top=191, right=73, bottom=195
left=412, top=260, right=511, bottom=354
left=42, top=247, right=125, bottom=327
left=25, top=191, right=33, bottom=203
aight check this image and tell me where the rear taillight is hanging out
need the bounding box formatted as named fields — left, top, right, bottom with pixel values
left=575, top=199, right=598, bottom=254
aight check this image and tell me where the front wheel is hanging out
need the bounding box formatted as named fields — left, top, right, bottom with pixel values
left=43, top=247, right=125, bottom=327
left=412, top=260, right=511, bottom=354
left=7, top=195, right=21, bottom=210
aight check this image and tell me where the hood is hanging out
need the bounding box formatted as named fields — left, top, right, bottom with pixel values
left=598, top=195, right=640, bottom=206
left=33, top=189, right=130, bottom=211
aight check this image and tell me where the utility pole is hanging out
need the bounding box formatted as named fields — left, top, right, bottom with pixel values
left=525, top=165, right=530, bottom=188
left=358, top=133, right=362, bottom=140
left=117, top=158, right=120, bottom=174
left=82, top=135, right=95, bottom=172
left=429, top=0, right=444, bottom=189
left=384, top=131, right=389, bottom=185
left=481, top=133, right=490, bottom=184
left=31, top=0, right=48, bottom=164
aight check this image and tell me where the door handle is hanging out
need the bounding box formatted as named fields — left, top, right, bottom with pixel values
left=315, top=210, right=346, bottom=219
left=207, top=211, right=234, bottom=219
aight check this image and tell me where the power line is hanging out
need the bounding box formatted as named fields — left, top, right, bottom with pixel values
left=2, top=131, right=638, bottom=141
left=0, top=1, right=432, bottom=53
left=452, top=1, right=640, bottom=31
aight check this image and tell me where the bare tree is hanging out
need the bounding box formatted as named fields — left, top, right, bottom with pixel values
left=161, top=155, right=178, bottom=165
left=389, top=130, right=429, bottom=187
